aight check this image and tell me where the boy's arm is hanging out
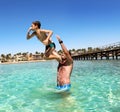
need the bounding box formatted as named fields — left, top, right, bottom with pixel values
left=26, top=27, right=36, bottom=40
left=41, top=29, right=53, bottom=40
left=56, top=35, right=73, bottom=63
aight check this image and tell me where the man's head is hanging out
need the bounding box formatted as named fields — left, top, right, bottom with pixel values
left=31, top=21, right=41, bottom=30
left=59, top=51, right=71, bottom=60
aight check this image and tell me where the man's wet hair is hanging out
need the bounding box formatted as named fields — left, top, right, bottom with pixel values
left=59, top=50, right=72, bottom=56
left=32, top=21, right=41, bottom=28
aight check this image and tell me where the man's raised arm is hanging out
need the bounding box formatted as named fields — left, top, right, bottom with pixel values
left=56, top=35, right=73, bottom=63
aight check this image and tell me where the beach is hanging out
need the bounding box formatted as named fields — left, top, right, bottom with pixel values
left=0, top=60, right=46, bottom=65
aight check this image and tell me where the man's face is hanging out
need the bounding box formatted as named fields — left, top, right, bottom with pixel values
left=61, top=52, right=67, bottom=60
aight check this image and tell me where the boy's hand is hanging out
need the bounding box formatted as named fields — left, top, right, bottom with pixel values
left=28, top=27, right=32, bottom=32
left=29, top=27, right=32, bottom=30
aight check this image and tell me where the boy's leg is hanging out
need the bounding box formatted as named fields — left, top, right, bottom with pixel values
left=45, top=42, right=56, bottom=57
left=45, top=47, right=51, bottom=57
left=46, top=53, right=61, bottom=62
left=51, top=50, right=61, bottom=62
left=45, top=42, right=61, bottom=61
left=45, top=48, right=61, bottom=61
left=45, top=45, right=57, bottom=57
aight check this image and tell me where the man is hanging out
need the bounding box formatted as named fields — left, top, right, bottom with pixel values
left=56, top=35, right=73, bottom=91
left=26, top=21, right=61, bottom=61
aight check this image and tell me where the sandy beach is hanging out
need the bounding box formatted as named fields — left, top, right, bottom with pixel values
left=0, top=60, right=46, bottom=65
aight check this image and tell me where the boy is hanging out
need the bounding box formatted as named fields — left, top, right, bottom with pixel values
left=26, top=21, right=61, bottom=61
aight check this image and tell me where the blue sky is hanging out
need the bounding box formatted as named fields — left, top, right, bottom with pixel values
left=0, top=0, right=120, bottom=55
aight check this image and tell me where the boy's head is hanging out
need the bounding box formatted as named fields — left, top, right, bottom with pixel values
left=31, top=21, right=41, bottom=30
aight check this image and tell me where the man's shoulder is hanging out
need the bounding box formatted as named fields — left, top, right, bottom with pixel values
left=67, top=55, right=73, bottom=63
left=66, top=59, right=73, bottom=65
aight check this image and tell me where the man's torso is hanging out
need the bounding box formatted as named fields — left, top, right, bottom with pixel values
left=57, top=62, right=73, bottom=85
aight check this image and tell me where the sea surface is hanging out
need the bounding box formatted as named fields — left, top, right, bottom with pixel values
left=0, top=60, right=120, bottom=112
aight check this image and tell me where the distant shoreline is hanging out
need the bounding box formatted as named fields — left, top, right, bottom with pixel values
left=0, top=60, right=46, bottom=65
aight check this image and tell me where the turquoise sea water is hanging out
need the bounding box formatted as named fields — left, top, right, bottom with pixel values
left=0, top=60, right=120, bottom=112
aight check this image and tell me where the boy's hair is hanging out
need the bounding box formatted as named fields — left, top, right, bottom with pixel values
left=32, top=21, right=41, bottom=28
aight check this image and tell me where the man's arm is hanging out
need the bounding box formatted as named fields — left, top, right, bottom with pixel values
left=56, top=35, right=73, bottom=63
left=26, top=27, right=35, bottom=40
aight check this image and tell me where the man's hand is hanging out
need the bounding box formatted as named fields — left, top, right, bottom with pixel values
left=56, top=35, right=61, bottom=42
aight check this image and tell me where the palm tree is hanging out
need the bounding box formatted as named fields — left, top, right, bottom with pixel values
left=76, top=49, right=82, bottom=54
left=1, top=54, right=6, bottom=62
left=16, top=52, right=22, bottom=55
left=29, top=53, right=33, bottom=57
left=81, top=49, right=86, bottom=54
left=87, top=47, right=93, bottom=53
left=6, top=54, right=12, bottom=60
left=94, top=47, right=101, bottom=52
left=22, top=52, right=28, bottom=56
left=1, top=54, right=5, bottom=58
left=70, top=49, right=76, bottom=55
left=22, top=52, right=29, bottom=61
left=35, top=51, right=40, bottom=54
left=40, top=52, right=44, bottom=59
